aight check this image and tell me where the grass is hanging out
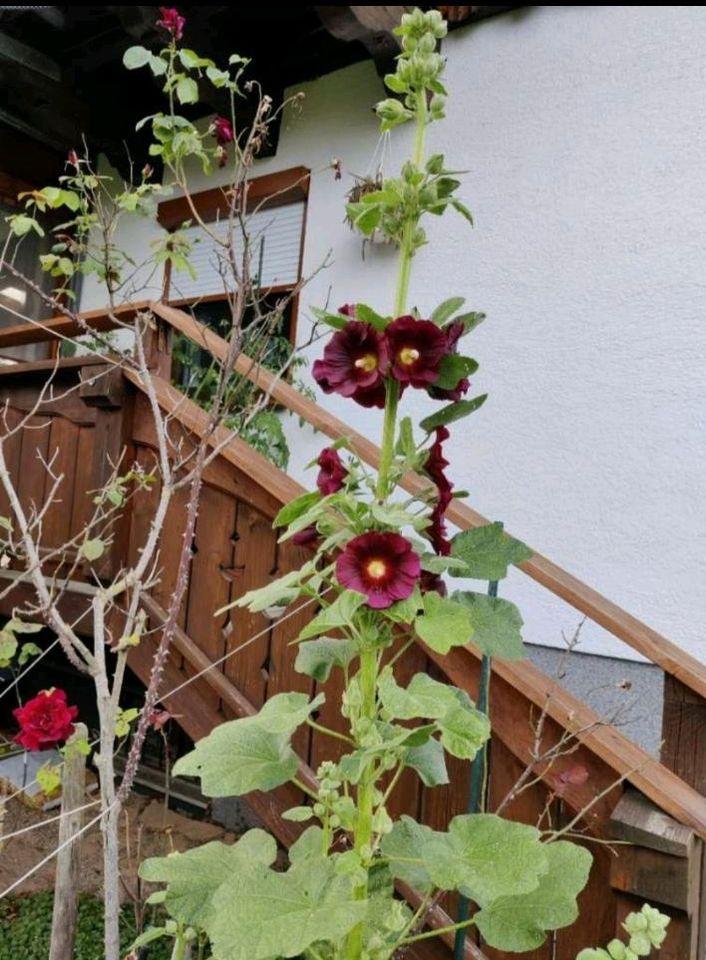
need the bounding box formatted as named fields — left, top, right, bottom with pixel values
left=0, top=891, right=172, bottom=959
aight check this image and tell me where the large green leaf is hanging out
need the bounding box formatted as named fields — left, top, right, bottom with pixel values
left=208, top=858, right=367, bottom=960
left=378, top=669, right=462, bottom=720
left=452, top=592, right=525, bottom=659
left=436, top=703, right=490, bottom=760
left=404, top=736, right=449, bottom=787
left=298, top=591, right=366, bottom=640
left=139, top=830, right=276, bottom=928
left=451, top=522, right=533, bottom=580
left=475, top=841, right=592, bottom=952
left=415, top=592, right=473, bottom=653
left=422, top=814, right=548, bottom=904
left=381, top=816, right=436, bottom=893
left=172, top=693, right=322, bottom=796
left=295, top=636, right=358, bottom=681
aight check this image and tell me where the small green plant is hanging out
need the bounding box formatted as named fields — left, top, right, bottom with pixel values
left=576, top=904, right=670, bottom=959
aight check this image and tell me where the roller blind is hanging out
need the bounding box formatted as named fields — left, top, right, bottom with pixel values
left=168, top=200, right=305, bottom=300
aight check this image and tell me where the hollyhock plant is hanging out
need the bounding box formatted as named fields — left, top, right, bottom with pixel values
left=157, top=6, right=185, bottom=42
left=316, top=447, right=348, bottom=495
left=428, top=321, right=472, bottom=401
left=335, top=531, right=421, bottom=609
left=385, top=315, right=447, bottom=388
left=13, top=688, right=78, bottom=751
left=213, top=116, right=234, bottom=147
left=312, top=321, right=389, bottom=408
left=425, top=426, right=454, bottom=555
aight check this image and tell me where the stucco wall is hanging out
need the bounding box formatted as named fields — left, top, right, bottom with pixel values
left=82, top=6, right=706, bottom=662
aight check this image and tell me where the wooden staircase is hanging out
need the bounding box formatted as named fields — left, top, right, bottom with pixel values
left=0, top=304, right=705, bottom=960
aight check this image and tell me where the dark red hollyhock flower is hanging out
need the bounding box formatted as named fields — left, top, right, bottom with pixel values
left=312, top=321, right=389, bottom=408
left=336, top=532, right=420, bottom=609
left=13, top=688, right=78, bottom=752
left=157, top=7, right=186, bottom=41
left=317, top=447, right=348, bottom=495
left=292, top=525, right=319, bottom=546
left=213, top=116, right=234, bottom=147
left=428, top=321, right=471, bottom=401
left=420, top=571, right=448, bottom=597
left=385, top=316, right=447, bottom=388
left=67, top=149, right=79, bottom=168
left=338, top=304, right=356, bottom=317
left=425, top=426, right=454, bottom=556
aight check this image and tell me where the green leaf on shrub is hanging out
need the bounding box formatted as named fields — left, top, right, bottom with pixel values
left=415, top=592, right=473, bottom=653
left=378, top=669, right=460, bottom=720
left=404, top=737, right=449, bottom=787
left=298, top=591, right=366, bottom=641
left=423, top=814, right=548, bottom=903
left=452, top=592, right=525, bottom=659
left=381, top=816, right=436, bottom=892
left=420, top=395, right=487, bottom=433
left=436, top=703, right=490, bottom=759
left=475, top=841, right=592, bottom=952
left=208, top=859, right=367, bottom=960
left=0, top=630, right=17, bottom=667
left=176, top=77, right=199, bottom=105
left=140, top=830, right=277, bottom=928
left=228, top=563, right=314, bottom=614
left=295, top=637, right=357, bottom=681
left=451, top=522, right=533, bottom=580
left=431, top=296, right=465, bottom=325
left=123, top=46, right=151, bottom=70
left=81, top=538, right=105, bottom=562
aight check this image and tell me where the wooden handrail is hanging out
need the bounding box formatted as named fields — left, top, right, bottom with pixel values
left=127, top=361, right=706, bottom=838
left=148, top=300, right=706, bottom=700
left=0, top=301, right=149, bottom=349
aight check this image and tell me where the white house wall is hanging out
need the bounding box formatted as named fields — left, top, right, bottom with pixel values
left=81, top=6, right=706, bottom=663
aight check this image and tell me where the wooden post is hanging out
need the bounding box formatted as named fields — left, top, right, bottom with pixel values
left=49, top=723, right=88, bottom=960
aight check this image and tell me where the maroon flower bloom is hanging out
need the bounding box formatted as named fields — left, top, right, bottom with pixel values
left=336, top=532, right=420, bottom=609
left=420, top=571, right=448, bottom=597
left=313, top=321, right=389, bottom=408
left=385, top=316, right=447, bottom=388
left=213, top=116, right=234, bottom=147
left=428, top=321, right=471, bottom=401
left=425, top=426, right=453, bottom=556
left=292, top=525, right=319, bottom=546
left=157, top=6, right=185, bottom=41
left=13, top=688, right=78, bottom=752
left=317, top=447, right=348, bottom=495
left=338, top=304, right=356, bottom=318
left=67, top=149, right=79, bottom=169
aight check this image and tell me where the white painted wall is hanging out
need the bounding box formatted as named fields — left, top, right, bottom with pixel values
left=82, top=6, right=706, bottom=662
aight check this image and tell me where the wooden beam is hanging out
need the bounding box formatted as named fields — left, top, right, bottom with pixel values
left=0, top=301, right=150, bottom=349
left=149, top=300, right=706, bottom=701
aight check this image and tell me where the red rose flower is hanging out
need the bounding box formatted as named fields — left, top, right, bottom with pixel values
left=336, top=532, right=420, bottom=609
left=313, top=321, right=389, bottom=408
left=213, top=116, right=234, bottom=147
left=317, top=447, right=348, bottom=495
left=157, top=6, right=185, bottom=41
left=425, top=426, right=453, bottom=556
left=13, top=688, right=78, bottom=752
left=385, top=316, right=447, bottom=388
left=428, top=321, right=471, bottom=401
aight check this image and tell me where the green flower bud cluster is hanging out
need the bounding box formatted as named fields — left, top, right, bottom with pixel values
left=376, top=8, right=448, bottom=132
left=576, top=904, right=670, bottom=960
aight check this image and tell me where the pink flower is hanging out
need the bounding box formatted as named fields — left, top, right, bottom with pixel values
left=13, top=689, right=78, bottom=752
left=317, top=448, right=348, bottom=495
left=213, top=116, right=234, bottom=147
left=425, top=426, right=453, bottom=556
left=313, top=321, right=389, bottom=409
left=157, top=7, right=185, bottom=41
left=385, top=316, right=447, bottom=388
left=336, top=532, right=420, bottom=609
left=428, top=321, right=471, bottom=401
left=67, top=150, right=79, bottom=168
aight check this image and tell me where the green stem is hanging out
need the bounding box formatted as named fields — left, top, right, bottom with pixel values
left=306, top=718, right=354, bottom=745
left=375, top=380, right=399, bottom=500
left=399, top=917, right=476, bottom=948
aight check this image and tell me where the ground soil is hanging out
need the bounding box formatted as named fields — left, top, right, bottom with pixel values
left=0, top=793, right=233, bottom=900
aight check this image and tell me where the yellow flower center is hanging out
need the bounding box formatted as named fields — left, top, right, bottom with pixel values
left=399, top=346, right=420, bottom=366
left=354, top=353, right=378, bottom=372
left=366, top=558, right=388, bottom=580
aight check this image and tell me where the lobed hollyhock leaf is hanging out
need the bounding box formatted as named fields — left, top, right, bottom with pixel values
left=431, top=296, right=465, bottom=325
left=415, top=592, right=473, bottom=653
left=450, top=522, right=533, bottom=581
left=208, top=858, right=367, bottom=960
left=422, top=814, right=548, bottom=902
left=378, top=669, right=461, bottom=720
left=404, top=736, right=449, bottom=787
left=381, top=816, right=437, bottom=892
left=298, top=590, right=366, bottom=641
left=173, top=693, right=323, bottom=796
left=295, top=636, right=358, bottom=682
left=436, top=703, right=490, bottom=759
left=139, top=830, right=277, bottom=929
left=420, top=394, right=487, bottom=433
left=475, top=841, right=593, bottom=952
left=452, top=591, right=526, bottom=659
